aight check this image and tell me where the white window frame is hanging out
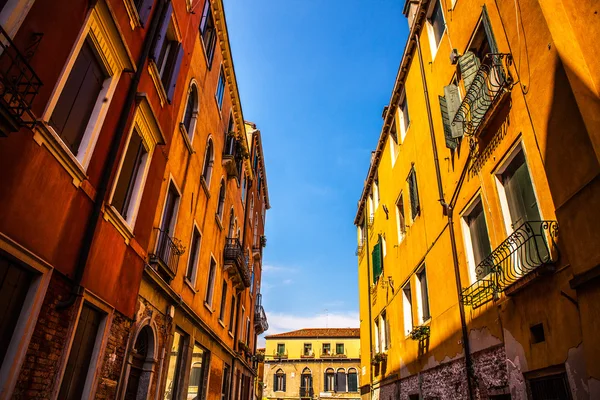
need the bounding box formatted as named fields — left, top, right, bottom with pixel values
left=415, top=265, right=430, bottom=323
left=398, top=91, right=410, bottom=143
left=157, top=175, right=182, bottom=236
left=402, top=282, right=413, bottom=336
left=180, top=80, right=200, bottom=151
left=34, top=1, right=135, bottom=187
left=426, top=0, right=447, bottom=60
left=186, top=222, right=202, bottom=287
left=396, top=192, right=406, bottom=243
left=204, top=254, right=217, bottom=308
left=460, top=193, right=489, bottom=284
left=0, top=0, right=35, bottom=38
left=374, top=319, right=380, bottom=353
left=0, top=234, right=53, bottom=398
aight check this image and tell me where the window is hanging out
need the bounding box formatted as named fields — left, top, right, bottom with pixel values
left=111, top=129, right=149, bottom=224
left=373, top=174, right=380, bottom=210
left=217, top=180, right=226, bottom=221
left=274, top=369, right=286, bottom=392
left=250, top=269, right=255, bottom=295
left=151, top=3, right=183, bottom=102
left=50, top=40, right=108, bottom=156
left=403, top=283, right=413, bottom=335
left=322, top=343, right=331, bottom=356
left=216, top=67, right=226, bottom=109
left=381, top=311, right=390, bottom=350
left=159, top=182, right=180, bottom=236
left=336, top=343, right=344, bottom=355
left=57, top=303, right=104, bottom=400
left=228, top=294, right=236, bottom=333
left=202, top=139, right=214, bottom=187
left=528, top=373, right=571, bottom=400
left=199, top=0, right=217, bottom=65
left=186, top=227, right=201, bottom=283
left=399, top=96, right=410, bottom=142
left=249, top=196, right=254, bottom=223
left=389, top=117, right=399, bottom=164
left=182, top=83, right=199, bottom=141
left=241, top=173, right=248, bottom=203
left=347, top=368, right=358, bottom=392
left=374, top=319, right=380, bottom=353
left=324, top=368, right=335, bottom=392
left=221, top=364, right=230, bottom=400
left=463, top=197, right=493, bottom=280
left=164, top=330, right=187, bottom=400
left=134, top=0, right=153, bottom=27
left=276, top=343, right=285, bottom=356
left=188, top=344, right=209, bottom=400
left=300, top=368, right=313, bottom=395
left=205, top=257, right=217, bottom=306
left=245, top=317, right=251, bottom=346
left=416, top=266, right=431, bottom=322
left=396, top=193, right=406, bottom=240
left=427, top=0, right=446, bottom=52
left=227, top=209, right=236, bottom=238
left=371, top=236, right=383, bottom=284
left=407, top=167, right=420, bottom=219
left=336, top=368, right=347, bottom=393
left=303, top=343, right=313, bottom=356
left=219, top=280, right=227, bottom=321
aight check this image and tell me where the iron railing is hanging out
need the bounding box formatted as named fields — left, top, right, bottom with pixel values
left=452, top=53, right=513, bottom=137
left=461, top=220, right=558, bottom=308
left=223, top=237, right=251, bottom=287
left=254, top=295, right=268, bottom=335
left=150, top=228, right=185, bottom=279
left=300, top=387, right=314, bottom=398
left=355, top=239, right=364, bottom=256
left=273, top=349, right=288, bottom=359
left=0, top=26, right=42, bottom=128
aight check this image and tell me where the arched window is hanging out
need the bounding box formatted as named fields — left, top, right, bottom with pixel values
left=336, top=368, right=347, bottom=393
left=241, top=173, right=247, bottom=203
left=253, top=213, right=258, bottom=246
left=300, top=367, right=312, bottom=397
left=228, top=209, right=235, bottom=238
left=182, top=83, right=198, bottom=140
left=324, top=368, right=335, bottom=392
left=274, top=369, right=286, bottom=392
left=202, top=139, right=214, bottom=186
left=249, top=195, right=254, bottom=223
left=124, top=325, right=155, bottom=399
left=347, top=368, right=358, bottom=392
left=217, top=180, right=226, bottom=220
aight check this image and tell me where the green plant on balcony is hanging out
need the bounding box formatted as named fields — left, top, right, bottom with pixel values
left=171, top=237, right=186, bottom=255
left=238, top=340, right=249, bottom=354
left=409, top=325, right=430, bottom=341
left=371, top=352, right=387, bottom=365
left=260, top=235, right=267, bottom=248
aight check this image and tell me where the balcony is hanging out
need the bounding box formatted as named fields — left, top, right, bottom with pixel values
left=300, top=387, right=314, bottom=398
left=273, top=349, right=288, bottom=359
left=222, top=135, right=243, bottom=179
left=452, top=53, right=513, bottom=137
left=461, top=220, right=558, bottom=309
left=0, top=26, right=43, bottom=136
left=252, top=235, right=266, bottom=260
left=223, top=237, right=251, bottom=288
left=254, top=294, right=269, bottom=335
left=300, top=351, right=314, bottom=359
left=320, top=350, right=346, bottom=359
left=355, top=239, right=364, bottom=257
left=149, top=228, right=185, bottom=282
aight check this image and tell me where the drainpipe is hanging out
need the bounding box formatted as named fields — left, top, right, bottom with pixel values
left=57, top=0, right=168, bottom=309
left=414, top=32, right=475, bottom=400
left=363, top=217, right=374, bottom=400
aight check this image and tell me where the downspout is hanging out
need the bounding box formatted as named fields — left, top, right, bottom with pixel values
left=57, top=0, right=168, bottom=309
left=363, top=217, right=374, bottom=400
left=414, top=32, right=475, bottom=400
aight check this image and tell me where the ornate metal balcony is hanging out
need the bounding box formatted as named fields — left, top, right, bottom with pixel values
left=149, top=228, right=185, bottom=281
left=273, top=349, right=288, bottom=359
left=222, top=135, right=243, bottom=179
left=461, top=220, right=558, bottom=309
left=254, top=294, right=268, bottom=335
left=0, top=26, right=43, bottom=135
left=300, top=387, right=314, bottom=398
left=223, top=237, right=251, bottom=288
left=452, top=53, right=513, bottom=137
left=355, top=239, right=364, bottom=256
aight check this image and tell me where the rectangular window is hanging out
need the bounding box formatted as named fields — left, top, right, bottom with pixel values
left=188, top=343, right=209, bottom=400
left=216, top=67, right=226, bottom=109
left=528, top=373, right=571, bottom=400
left=381, top=311, right=390, bottom=350
left=150, top=4, right=183, bottom=102
left=205, top=257, right=217, bottom=306
left=428, top=0, right=446, bottom=49
left=417, top=266, right=431, bottom=322
left=464, top=198, right=492, bottom=278
left=335, top=343, right=344, bottom=355
left=336, top=370, right=347, bottom=392
left=374, top=319, right=380, bottom=353
left=277, top=343, right=285, bottom=356
left=219, top=280, right=227, bottom=321
left=58, top=303, right=103, bottom=400
left=50, top=40, right=107, bottom=156
left=396, top=193, right=406, bottom=240
left=407, top=167, right=420, bottom=219
left=399, top=98, right=410, bottom=141
left=228, top=294, right=236, bottom=333
left=403, top=283, right=413, bottom=336
left=245, top=317, right=251, bottom=345
left=186, top=227, right=201, bottom=283
left=221, top=364, right=230, bottom=400
left=164, top=330, right=187, bottom=400
left=373, top=174, right=380, bottom=209
left=322, top=343, right=331, bottom=355
left=303, top=343, right=312, bottom=356
left=371, top=238, right=383, bottom=284
left=199, top=0, right=217, bottom=65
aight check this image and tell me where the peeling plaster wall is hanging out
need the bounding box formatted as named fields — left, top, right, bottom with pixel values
left=503, top=329, right=528, bottom=400
left=565, top=343, right=589, bottom=400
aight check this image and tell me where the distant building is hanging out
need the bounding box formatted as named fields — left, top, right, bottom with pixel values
left=263, top=328, right=361, bottom=400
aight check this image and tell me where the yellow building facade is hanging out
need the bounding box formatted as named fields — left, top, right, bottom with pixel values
left=263, top=329, right=361, bottom=400
left=356, top=0, right=600, bottom=399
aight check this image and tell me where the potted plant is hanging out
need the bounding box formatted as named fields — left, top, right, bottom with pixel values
left=409, top=325, right=431, bottom=341
left=371, top=352, right=387, bottom=365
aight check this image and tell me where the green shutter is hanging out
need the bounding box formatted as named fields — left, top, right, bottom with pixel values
left=444, top=84, right=463, bottom=138
left=439, top=95, right=458, bottom=150
left=408, top=169, right=420, bottom=219
left=458, top=51, right=481, bottom=91
left=372, top=241, right=382, bottom=284
left=482, top=6, right=499, bottom=53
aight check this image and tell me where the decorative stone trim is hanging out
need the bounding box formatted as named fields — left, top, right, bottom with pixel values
left=102, top=204, right=134, bottom=244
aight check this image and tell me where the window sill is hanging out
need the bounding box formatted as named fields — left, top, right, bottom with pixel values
left=32, top=122, right=88, bottom=187
left=228, top=331, right=234, bottom=338
left=122, top=0, right=142, bottom=30
left=184, top=277, right=197, bottom=293
left=102, top=204, right=134, bottom=244
left=148, top=61, right=168, bottom=107
left=214, top=94, right=223, bottom=118
left=179, top=122, right=195, bottom=154
left=204, top=301, right=214, bottom=313
left=200, top=176, right=211, bottom=198
left=218, top=319, right=226, bottom=329
left=215, top=215, right=223, bottom=230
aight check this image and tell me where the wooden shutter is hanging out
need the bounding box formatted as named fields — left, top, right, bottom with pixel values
left=151, top=2, right=172, bottom=61
left=371, top=241, right=382, bottom=284
left=438, top=95, right=458, bottom=150
left=481, top=6, right=499, bottom=53
left=444, top=84, right=463, bottom=138
left=138, top=0, right=153, bottom=27
left=458, top=51, right=480, bottom=92
left=336, top=372, right=347, bottom=392
left=273, top=374, right=276, bottom=391
left=166, top=44, right=183, bottom=103
left=390, top=118, right=398, bottom=143
left=324, top=373, right=327, bottom=391
left=408, top=169, right=420, bottom=219
left=282, top=374, right=286, bottom=392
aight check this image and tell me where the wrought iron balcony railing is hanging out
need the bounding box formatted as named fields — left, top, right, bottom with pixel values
left=223, top=237, right=251, bottom=288
left=149, top=228, right=185, bottom=281
left=461, top=220, right=558, bottom=309
left=254, top=304, right=268, bottom=335
left=273, top=349, right=288, bottom=359
left=452, top=53, right=513, bottom=137
left=0, top=26, right=42, bottom=133
left=355, top=239, right=364, bottom=256
left=300, top=387, right=314, bottom=398
left=320, top=350, right=346, bottom=358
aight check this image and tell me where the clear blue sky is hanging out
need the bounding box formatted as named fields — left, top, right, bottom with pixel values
left=223, top=0, right=409, bottom=337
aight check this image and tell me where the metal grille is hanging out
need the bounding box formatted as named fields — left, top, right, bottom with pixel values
left=529, top=373, right=571, bottom=400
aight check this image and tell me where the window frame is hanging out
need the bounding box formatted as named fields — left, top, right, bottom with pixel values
left=185, top=224, right=202, bottom=286
left=181, top=81, right=200, bottom=147
left=396, top=192, right=406, bottom=242
left=199, top=0, right=217, bottom=67
left=215, top=66, right=226, bottom=110
left=426, top=0, right=447, bottom=60
left=218, top=280, right=228, bottom=322
left=461, top=194, right=493, bottom=283
left=204, top=255, right=217, bottom=308
left=402, top=282, right=413, bottom=336
left=416, top=265, right=431, bottom=323
left=398, top=91, right=410, bottom=142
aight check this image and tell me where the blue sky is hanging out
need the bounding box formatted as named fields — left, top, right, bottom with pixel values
left=223, top=0, right=409, bottom=339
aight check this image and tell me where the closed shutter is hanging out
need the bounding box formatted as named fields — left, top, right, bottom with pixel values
left=273, top=374, right=276, bottom=391
left=138, top=0, right=153, bottom=27
left=166, top=44, right=184, bottom=103
left=438, top=95, right=458, bottom=150
left=324, top=373, right=327, bottom=391
left=282, top=374, right=286, bottom=392
left=458, top=51, right=480, bottom=92
left=151, top=2, right=172, bottom=61
left=390, top=119, right=398, bottom=143
left=482, top=6, right=499, bottom=53
left=444, top=84, right=463, bottom=138
left=372, top=241, right=382, bottom=284
left=408, top=169, right=420, bottom=219
left=336, top=372, right=347, bottom=393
